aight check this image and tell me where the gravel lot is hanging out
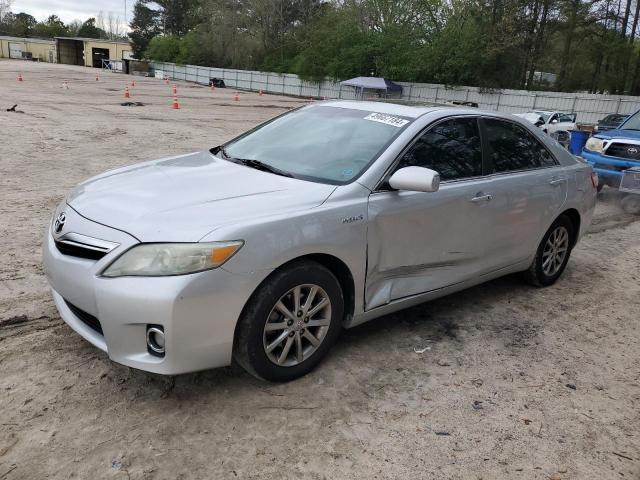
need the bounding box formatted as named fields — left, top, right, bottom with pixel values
left=1, top=60, right=639, bottom=480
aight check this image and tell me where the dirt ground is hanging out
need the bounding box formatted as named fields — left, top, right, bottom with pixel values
left=1, top=60, right=639, bottom=480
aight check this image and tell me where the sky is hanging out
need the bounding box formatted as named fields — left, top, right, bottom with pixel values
left=10, top=0, right=134, bottom=26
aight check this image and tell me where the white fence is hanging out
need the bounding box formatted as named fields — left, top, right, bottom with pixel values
left=150, top=61, right=640, bottom=124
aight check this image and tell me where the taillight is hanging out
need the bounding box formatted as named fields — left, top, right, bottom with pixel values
left=590, top=172, right=598, bottom=188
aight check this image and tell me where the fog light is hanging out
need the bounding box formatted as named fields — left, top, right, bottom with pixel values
left=146, top=326, right=165, bottom=356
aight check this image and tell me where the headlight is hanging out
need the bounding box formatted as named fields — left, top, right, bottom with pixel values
left=585, top=137, right=605, bottom=153
left=102, top=241, right=243, bottom=277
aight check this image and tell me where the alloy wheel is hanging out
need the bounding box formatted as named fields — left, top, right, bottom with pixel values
left=263, top=284, right=332, bottom=367
left=542, top=226, right=569, bottom=276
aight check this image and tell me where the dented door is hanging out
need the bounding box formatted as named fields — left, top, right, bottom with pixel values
left=365, top=178, right=496, bottom=310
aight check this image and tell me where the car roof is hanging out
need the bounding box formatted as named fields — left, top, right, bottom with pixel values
left=315, top=100, right=515, bottom=120
left=317, top=100, right=440, bottom=118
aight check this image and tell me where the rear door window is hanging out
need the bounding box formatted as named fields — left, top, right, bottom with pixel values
left=396, top=117, right=482, bottom=181
left=483, top=118, right=557, bottom=173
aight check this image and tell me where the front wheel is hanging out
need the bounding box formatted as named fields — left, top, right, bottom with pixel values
left=524, top=215, right=574, bottom=287
left=233, top=260, right=344, bottom=382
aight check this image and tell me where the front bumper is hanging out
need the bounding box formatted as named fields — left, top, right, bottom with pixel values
left=581, top=149, right=640, bottom=186
left=43, top=206, right=268, bottom=375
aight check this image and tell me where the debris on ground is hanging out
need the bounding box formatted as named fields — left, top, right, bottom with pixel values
left=472, top=400, right=483, bottom=410
left=437, top=359, right=451, bottom=366
left=413, top=346, right=431, bottom=354
left=120, top=101, right=145, bottom=107
left=565, top=383, right=576, bottom=390
left=6, top=104, right=24, bottom=113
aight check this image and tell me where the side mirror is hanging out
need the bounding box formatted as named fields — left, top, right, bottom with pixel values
left=388, top=166, right=440, bottom=193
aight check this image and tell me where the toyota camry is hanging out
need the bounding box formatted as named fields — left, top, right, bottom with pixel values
left=43, top=101, right=597, bottom=381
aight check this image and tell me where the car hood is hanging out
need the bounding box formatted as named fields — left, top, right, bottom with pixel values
left=595, top=129, right=640, bottom=140
left=514, top=112, right=542, bottom=124
left=67, top=151, right=337, bottom=242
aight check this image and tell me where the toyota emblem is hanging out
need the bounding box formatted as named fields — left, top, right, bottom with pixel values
left=627, top=147, right=639, bottom=155
left=54, top=212, right=66, bottom=233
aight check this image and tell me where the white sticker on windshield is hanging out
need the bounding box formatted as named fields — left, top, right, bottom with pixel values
left=363, top=112, right=410, bottom=128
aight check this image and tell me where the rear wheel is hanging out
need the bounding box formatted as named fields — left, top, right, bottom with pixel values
left=233, top=260, right=344, bottom=382
left=524, top=215, right=574, bottom=287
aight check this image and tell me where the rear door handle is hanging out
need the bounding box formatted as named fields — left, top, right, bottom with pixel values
left=470, top=194, right=493, bottom=203
left=549, top=176, right=567, bottom=185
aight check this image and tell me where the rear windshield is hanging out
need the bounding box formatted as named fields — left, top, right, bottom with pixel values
left=220, top=106, right=412, bottom=184
left=618, top=111, right=640, bottom=131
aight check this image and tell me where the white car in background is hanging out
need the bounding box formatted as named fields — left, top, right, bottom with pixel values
left=515, top=111, right=577, bottom=135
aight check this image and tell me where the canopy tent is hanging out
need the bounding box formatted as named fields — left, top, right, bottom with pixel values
left=340, top=77, right=403, bottom=99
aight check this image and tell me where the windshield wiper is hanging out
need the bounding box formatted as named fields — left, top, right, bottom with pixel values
left=212, top=145, right=294, bottom=178
left=232, top=158, right=295, bottom=178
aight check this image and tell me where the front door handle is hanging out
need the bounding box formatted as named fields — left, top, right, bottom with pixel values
left=470, top=194, right=493, bottom=203
left=549, top=176, right=567, bottom=185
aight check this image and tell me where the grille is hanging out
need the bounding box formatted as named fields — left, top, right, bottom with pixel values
left=64, top=300, right=103, bottom=335
left=55, top=240, right=108, bottom=260
left=53, top=233, right=119, bottom=261
left=605, top=143, right=640, bottom=160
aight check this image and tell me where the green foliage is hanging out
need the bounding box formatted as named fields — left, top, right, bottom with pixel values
left=145, top=35, right=182, bottom=62
left=129, top=0, right=161, bottom=58
left=77, top=18, right=105, bottom=38
left=0, top=12, right=37, bottom=36
left=32, top=15, right=69, bottom=38
left=2, top=0, right=638, bottom=93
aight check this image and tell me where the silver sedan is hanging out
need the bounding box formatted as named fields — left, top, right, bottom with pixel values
left=43, top=101, right=598, bottom=381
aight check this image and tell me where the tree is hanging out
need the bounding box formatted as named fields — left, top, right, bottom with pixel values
left=66, top=19, right=83, bottom=36
left=4, top=12, right=37, bottom=36
left=145, top=34, right=181, bottom=60
left=0, top=0, right=12, bottom=23
left=32, top=15, right=69, bottom=38
left=129, top=0, right=161, bottom=58
left=77, top=17, right=105, bottom=38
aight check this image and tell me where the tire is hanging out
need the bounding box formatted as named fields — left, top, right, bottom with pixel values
left=524, top=215, right=574, bottom=287
left=233, top=260, right=344, bottom=382
left=621, top=194, right=640, bottom=215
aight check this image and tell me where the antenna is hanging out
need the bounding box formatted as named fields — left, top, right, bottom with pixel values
left=124, top=0, right=127, bottom=24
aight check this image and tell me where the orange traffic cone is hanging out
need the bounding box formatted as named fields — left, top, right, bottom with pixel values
left=258, top=89, right=263, bottom=96
left=233, top=92, right=240, bottom=101
left=172, top=96, right=180, bottom=109
left=124, top=86, right=130, bottom=98
left=172, top=84, right=177, bottom=95
left=17, top=73, right=23, bottom=82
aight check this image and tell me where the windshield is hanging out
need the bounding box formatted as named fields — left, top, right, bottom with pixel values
left=620, top=111, right=640, bottom=130
left=219, top=106, right=412, bottom=184
left=534, top=111, right=551, bottom=122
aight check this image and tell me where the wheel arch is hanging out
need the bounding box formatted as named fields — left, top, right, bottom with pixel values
left=560, top=208, right=581, bottom=248
left=232, top=253, right=356, bottom=348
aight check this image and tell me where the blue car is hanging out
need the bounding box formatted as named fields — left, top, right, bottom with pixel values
left=582, top=109, right=640, bottom=191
